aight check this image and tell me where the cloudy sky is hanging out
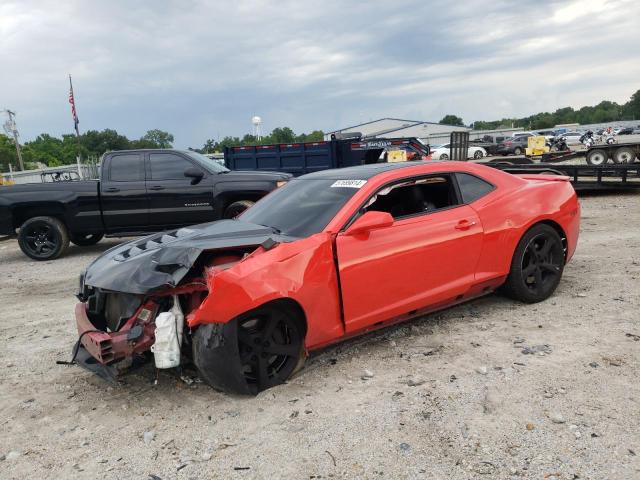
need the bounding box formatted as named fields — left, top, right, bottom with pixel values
left=1, top=0, right=639, bottom=148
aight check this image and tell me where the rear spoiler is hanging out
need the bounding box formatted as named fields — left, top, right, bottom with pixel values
left=516, top=174, right=571, bottom=182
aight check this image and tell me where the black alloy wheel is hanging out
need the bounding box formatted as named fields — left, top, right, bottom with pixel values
left=223, top=200, right=255, bottom=219
left=71, top=233, right=104, bottom=247
left=236, top=307, right=304, bottom=394
left=18, top=216, right=69, bottom=260
left=502, top=224, right=564, bottom=303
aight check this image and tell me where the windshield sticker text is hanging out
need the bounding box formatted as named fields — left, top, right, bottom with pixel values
left=331, top=180, right=367, bottom=188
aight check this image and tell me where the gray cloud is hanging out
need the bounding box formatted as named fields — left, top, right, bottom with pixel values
left=1, top=0, right=638, bottom=147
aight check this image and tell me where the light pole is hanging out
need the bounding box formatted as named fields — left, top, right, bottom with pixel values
left=2, top=109, right=25, bottom=171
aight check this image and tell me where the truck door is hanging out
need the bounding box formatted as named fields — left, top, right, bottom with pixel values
left=101, top=152, right=149, bottom=232
left=146, top=152, right=216, bottom=228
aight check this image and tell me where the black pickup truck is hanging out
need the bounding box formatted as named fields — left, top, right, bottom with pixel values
left=0, top=149, right=290, bottom=260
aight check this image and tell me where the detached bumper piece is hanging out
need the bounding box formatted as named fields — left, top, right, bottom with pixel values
left=74, top=301, right=157, bottom=373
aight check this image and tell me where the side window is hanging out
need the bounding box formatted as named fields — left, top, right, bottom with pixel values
left=109, top=154, right=144, bottom=182
left=365, top=175, right=459, bottom=219
left=149, top=153, right=194, bottom=180
left=456, top=173, right=494, bottom=203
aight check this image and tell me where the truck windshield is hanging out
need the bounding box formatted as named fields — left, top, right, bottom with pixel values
left=240, top=179, right=360, bottom=237
left=183, top=151, right=230, bottom=173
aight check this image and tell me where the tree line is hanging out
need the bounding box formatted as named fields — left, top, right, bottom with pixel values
left=438, top=89, right=640, bottom=131
left=0, top=126, right=324, bottom=172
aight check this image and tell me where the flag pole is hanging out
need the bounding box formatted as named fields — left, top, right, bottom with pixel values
left=69, top=74, right=83, bottom=178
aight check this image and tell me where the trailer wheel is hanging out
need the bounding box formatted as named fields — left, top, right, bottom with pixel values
left=613, top=147, right=636, bottom=164
left=586, top=149, right=607, bottom=166
left=223, top=200, right=255, bottom=219
left=18, top=216, right=70, bottom=261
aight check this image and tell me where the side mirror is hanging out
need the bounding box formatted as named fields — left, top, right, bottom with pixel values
left=184, top=167, right=204, bottom=184
left=345, top=211, right=394, bottom=236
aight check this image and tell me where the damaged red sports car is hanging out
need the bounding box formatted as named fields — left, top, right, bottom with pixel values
left=74, top=161, right=580, bottom=394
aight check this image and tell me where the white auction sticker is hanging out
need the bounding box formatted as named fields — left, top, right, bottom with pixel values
left=331, top=179, right=367, bottom=188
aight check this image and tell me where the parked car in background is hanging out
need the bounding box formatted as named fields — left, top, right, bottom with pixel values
left=431, top=143, right=487, bottom=160
left=0, top=149, right=291, bottom=260
left=558, top=131, right=584, bottom=145
left=512, top=131, right=537, bottom=138
left=73, top=161, right=580, bottom=394
left=617, top=127, right=634, bottom=135
left=496, top=135, right=530, bottom=155
left=469, top=138, right=500, bottom=156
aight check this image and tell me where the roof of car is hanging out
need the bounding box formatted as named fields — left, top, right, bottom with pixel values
left=299, top=161, right=441, bottom=180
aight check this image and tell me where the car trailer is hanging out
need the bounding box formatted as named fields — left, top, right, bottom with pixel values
left=487, top=162, right=640, bottom=191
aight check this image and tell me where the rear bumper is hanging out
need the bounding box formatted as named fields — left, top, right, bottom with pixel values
left=75, top=302, right=156, bottom=365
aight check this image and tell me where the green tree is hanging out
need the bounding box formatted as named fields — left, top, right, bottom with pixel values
left=137, top=129, right=174, bottom=148
left=0, top=134, right=19, bottom=172
left=439, top=115, right=465, bottom=126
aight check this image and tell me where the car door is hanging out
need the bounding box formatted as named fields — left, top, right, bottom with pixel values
left=101, top=152, right=149, bottom=232
left=146, top=152, right=216, bottom=228
left=335, top=174, right=483, bottom=333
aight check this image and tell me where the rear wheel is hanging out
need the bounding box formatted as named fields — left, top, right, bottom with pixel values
left=502, top=224, right=564, bottom=303
left=586, top=149, right=607, bottom=166
left=18, top=216, right=69, bottom=261
left=71, top=233, right=104, bottom=246
left=439, top=154, right=449, bottom=160
left=613, top=147, right=636, bottom=164
left=473, top=149, right=483, bottom=159
left=514, top=147, right=523, bottom=155
left=223, top=200, right=254, bottom=219
left=193, top=304, right=305, bottom=394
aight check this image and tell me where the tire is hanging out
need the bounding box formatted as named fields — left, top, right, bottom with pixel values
left=223, top=200, right=255, bottom=219
left=71, top=233, right=104, bottom=247
left=613, top=147, right=636, bottom=164
left=18, top=216, right=69, bottom=261
left=586, top=149, right=607, bottom=166
left=501, top=224, right=564, bottom=303
left=514, top=147, right=523, bottom=155
left=473, top=150, right=483, bottom=159
left=439, top=154, right=449, bottom=160
left=193, top=304, right=305, bottom=395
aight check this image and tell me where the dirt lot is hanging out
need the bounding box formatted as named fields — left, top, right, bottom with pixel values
left=0, top=192, right=639, bottom=479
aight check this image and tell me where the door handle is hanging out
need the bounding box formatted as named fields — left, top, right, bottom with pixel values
left=148, top=185, right=165, bottom=191
left=104, top=187, right=120, bottom=193
left=455, top=219, right=476, bottom=230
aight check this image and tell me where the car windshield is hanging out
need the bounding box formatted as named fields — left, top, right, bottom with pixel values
left=240, top=178, right=360, bottom=237
left=183, top=151, right=230, bottom=173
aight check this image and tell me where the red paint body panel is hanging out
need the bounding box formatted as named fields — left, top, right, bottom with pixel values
left=181, top=162, right=579, bottom=352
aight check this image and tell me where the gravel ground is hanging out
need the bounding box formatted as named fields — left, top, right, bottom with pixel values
left=0, top=192, right=639, bottom=479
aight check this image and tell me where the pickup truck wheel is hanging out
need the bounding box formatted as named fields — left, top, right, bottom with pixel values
left=223, top=200, right=255, bottom=219
left=18, top=216, right=69, bottom=261
left=501, top=224, right=564, bottom=303
left=71, top=233, right=104, bottom=247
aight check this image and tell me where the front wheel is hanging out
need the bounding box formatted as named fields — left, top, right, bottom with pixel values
left=193, top=305, right=305, bottom=394
left=439, top=154, right=449, bottom=160
left=71, top=233, right=104, bottom=246
left=514, top=147, right=523, bottom=155
left=18, top=216, right=70, bottom=261
left=473, top=150, right=483, bottom=159
left=223, top=200, right=255, bottom=219
left=501, top=224, right=564, bottom=303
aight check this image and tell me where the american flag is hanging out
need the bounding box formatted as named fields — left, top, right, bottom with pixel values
left=68, top=75, right=79, bottom=136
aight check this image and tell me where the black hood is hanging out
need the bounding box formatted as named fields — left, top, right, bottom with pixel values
left=82, top=220, right=295, bottom=295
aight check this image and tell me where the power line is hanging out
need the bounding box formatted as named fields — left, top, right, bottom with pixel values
left=2, top=109, right=25, bottom=171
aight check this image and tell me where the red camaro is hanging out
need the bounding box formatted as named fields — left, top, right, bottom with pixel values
left=74, top=161, right=580, bottom=394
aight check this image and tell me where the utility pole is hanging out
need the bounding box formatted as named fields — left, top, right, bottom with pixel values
left=2, top=109, right=25, bottom=171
